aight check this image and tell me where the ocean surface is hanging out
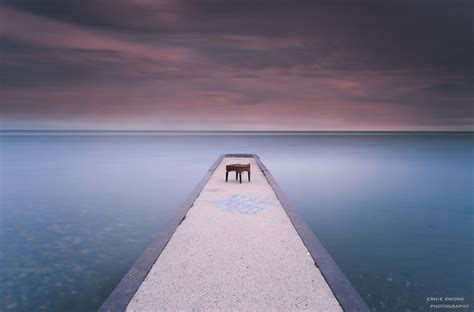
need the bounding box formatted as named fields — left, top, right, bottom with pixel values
left=0, top=132, right=472, bottom=311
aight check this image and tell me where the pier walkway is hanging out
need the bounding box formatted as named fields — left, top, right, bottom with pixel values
left=100, top=155, right=368, bottom=311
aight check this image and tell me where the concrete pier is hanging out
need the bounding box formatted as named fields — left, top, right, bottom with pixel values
left=100, top=155, right=369, bottom=311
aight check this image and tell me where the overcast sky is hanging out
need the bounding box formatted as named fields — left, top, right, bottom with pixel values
left=1, top=0, right=473, bottom=130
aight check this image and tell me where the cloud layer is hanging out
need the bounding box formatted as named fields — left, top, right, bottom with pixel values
left=1, top=0, right=473, bottom=130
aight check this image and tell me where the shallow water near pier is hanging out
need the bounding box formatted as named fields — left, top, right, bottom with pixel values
left=0, top=133, right=472, bottom=311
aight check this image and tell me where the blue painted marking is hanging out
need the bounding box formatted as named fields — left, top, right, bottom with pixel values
left=212, top=195, right=271, bottom=216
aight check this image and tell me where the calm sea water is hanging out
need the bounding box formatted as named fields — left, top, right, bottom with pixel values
left=0, top=133, right=472, bottom=311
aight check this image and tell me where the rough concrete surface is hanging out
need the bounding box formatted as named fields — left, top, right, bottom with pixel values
left=127, top=157, right=342, bottom=311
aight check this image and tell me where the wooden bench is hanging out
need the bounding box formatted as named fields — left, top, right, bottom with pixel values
left=226, top=163, right=250, bottom=183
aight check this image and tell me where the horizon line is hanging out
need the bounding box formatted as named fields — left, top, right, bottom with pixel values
left=1, top=129, right=472, bottom=133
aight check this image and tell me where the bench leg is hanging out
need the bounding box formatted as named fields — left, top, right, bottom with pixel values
left=236, top=172, right=238, bottom=180
left=226, top=171, right=228, bottom=182
left=239, top=172, right=242, bottom=183
left=248, top=171, right=250, bottom=182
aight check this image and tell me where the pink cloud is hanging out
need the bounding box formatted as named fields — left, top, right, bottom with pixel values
left=0, top=5, right=201, bottom=63
left=1, top=4, right=472, bottom=131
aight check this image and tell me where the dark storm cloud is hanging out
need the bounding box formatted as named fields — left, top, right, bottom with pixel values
left=1, top=38, right=120, bottom=87
left=422, top=78, right=474, bottom=97
left=0, top=0, right=473, bottom=130
left=5, top=0, right=473, bottom=72
left=0, top=37, right=190, bottom=88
